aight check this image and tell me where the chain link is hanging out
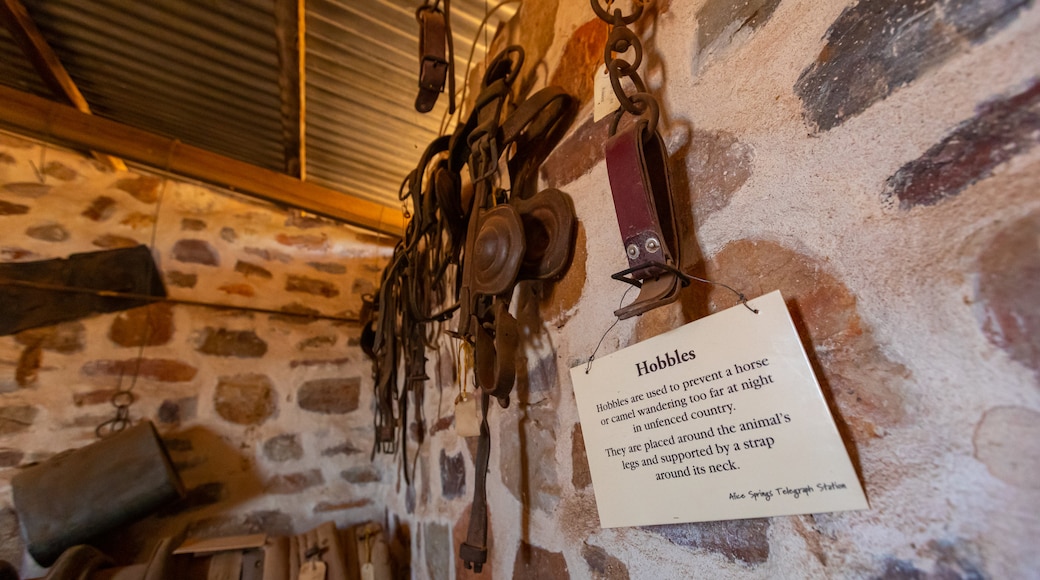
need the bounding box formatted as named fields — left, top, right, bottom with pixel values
left=591, top=0, right=659, bottom=137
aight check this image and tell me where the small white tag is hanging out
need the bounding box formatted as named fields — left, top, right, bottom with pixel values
left=496, top=147, right=512, bottom=193
left=361, top=562, right=375, bottom=580
left=299, top=560, right=326, bottom=580
left=454, top=395, right=481, bottom=437
left=594, top=63, right=618, bottom=122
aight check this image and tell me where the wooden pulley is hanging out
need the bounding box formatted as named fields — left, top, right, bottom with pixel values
left=474, top=301, right=518, bottom=399
left=471, top=205, right=526, bottom=296
left=512, top=188, right=577, bottom=281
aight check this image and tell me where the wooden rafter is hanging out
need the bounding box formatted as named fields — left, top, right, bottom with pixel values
left=0, top=85, right=406, bottom=237
left=0, top=0, right=125, bottom=171
left=274, top=0, right=306, bottom=179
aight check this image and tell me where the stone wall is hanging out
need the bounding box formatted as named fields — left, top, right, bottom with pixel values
left=0, top=133, right=393, bottom=575
left=392, top=0, right=1040, bottom=578
left=1, top=0, right=1038, bottom=577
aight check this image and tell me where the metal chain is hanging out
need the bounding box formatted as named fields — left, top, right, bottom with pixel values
left=591, top=0, right=659, bottom=137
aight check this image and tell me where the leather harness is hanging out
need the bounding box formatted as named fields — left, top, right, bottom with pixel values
left=364, top=45, right=575, bottom=574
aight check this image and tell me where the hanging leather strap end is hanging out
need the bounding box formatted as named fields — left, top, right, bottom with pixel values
left=415, top=7, right=448, bottom=113
left=605, top=124, right=684, bottom=319
left=459, top=543, right=487, bottom=572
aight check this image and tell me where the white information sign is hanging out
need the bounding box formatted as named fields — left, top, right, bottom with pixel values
left=570, top=290, right=868, bottom=528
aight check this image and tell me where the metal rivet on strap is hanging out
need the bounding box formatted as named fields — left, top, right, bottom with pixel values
left=645, top=238, right=661, bottom=253
left=626, top=244, right=639, bottom=259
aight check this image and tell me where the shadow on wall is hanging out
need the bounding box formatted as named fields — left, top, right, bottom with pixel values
left=91, top=425, right=266, bottom=563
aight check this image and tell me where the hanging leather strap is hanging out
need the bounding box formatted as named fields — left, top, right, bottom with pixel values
left=459, top=392, right=491, bottom=572
left=605, top=122, right=684, bottom=319
left=415, top=1, right=455, bottom=114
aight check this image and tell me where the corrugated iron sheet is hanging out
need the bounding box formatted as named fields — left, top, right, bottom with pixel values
left=0, top=0, right=516, bottom=210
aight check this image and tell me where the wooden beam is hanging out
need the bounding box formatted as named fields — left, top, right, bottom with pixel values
left=274, top=0, right=305, bottom=179
left=0, top=0, right=125, bottom=171
left=0, top=85, right=406, bottom=237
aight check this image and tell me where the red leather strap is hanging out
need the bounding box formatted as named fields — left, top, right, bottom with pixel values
left=605, top=123, right=683, bottom=318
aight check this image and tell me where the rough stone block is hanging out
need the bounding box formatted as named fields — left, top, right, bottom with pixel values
left=82, top=196, right=116, bottom=221
left=214, top=374, right=276, bottom=425
left=307, top=262, right=347, bottom=275
left=120, top=212, right=156, bottom=229
left=41, top=161, right=77, bottom=181
left=0, top=449, right=24, bottom=467
left=108, top=303, right=175, bottom=347
left=93, top=234, right=140, bottom=249
left=2, top=182, right=51, bottom=197
left=0, top=405, right=38, bottom=435
left=696, top=0, right=781, bottom=61
left=234, top=260, right=273, bottom=279
left=172, top=239, right=219, bottom=266
left=165, top=271, right=197, bottom=288
left=0, top=246, right=37, bottom=261
left=582, top=543, right=630, bottom=580
left=218, top=283, right=256, bottom=297
left=245, top=247, right=292, bottom=263
left=647, top=518, right=770, bottom=565
left=440, top=450, right=466, bottom=499
left=322, top=441, right=363, bottom=457
left=286, top=275, right=340, bottom=298
left=974, top=211, right=1040, bottom=376
left=297, top=377, right=361, bottom=414
left=16, top=322, right=85, bottom=353
left=181, top=218, right=206, bottom=231
left=0, top=199, right=29, bottom=215
left=548, top=18, right=608, bottom=108
left=115, top=176, right=162, bottom=203
left=512, top=542, right=569, bottom=580
left=974, top=406, right=1040, bottom=489
left=266, top=469, right=324, bottom=494
left=571, top=422, right=591, bottom=490
left=264, top=434, right=304, bottom=463
left=26, top=223, right=69, bottom=242
left=296, top=335, right=337, bottom=350
left=276, top=233, right=328, bottom=251
left=795, top=0, right=1030, bottom=131
left=81, top=358, right=198, bottom=382
left=195, top=327, right=268, bottom=358
left=884, top=80, right=1040, bottom=209
left=341, top=465, right=381, bottom=484
left=313, top=499, right=371, bottom=513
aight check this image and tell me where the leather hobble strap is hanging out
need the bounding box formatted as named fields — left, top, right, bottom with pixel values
left=414, top=1, right=455, bottom=114
left=459, top=391, right=491, bottom=572
left=605, top=120, right=685, bottom=319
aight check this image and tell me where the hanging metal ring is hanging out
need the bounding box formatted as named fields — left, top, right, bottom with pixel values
left=604, top=25, right=642, bottom=73
left=590, top=0, right=643, bottom=25
left=609, top=92, right=659, bottom=138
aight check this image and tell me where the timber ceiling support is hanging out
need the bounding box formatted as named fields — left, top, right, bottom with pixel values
left=0, top=0, right=125, bottom=172
left=0, top=85, right=406, bottom=237
left=275, top=0, right=306, bottom=179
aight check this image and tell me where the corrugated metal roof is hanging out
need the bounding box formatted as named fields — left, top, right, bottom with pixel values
left=0, top=0, right=516, bottom=212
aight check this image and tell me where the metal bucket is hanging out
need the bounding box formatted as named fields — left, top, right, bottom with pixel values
left=12, top=421, right=185, bottom=566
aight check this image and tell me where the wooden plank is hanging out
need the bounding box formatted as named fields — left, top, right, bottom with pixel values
left=0, top=0, right=125, bottom=171
left=175, top=534, right=268, bottom=555
left=0, top=85, right=406, bottom=237
left=274, top=0, right=305, bottom=178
